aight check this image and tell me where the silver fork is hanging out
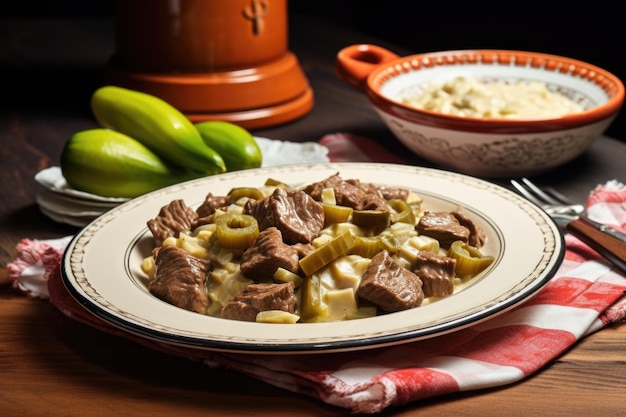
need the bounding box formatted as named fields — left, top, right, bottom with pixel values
left=511, top=177, right=626, bottom=274
left=510, top=178, right=585, bottom=219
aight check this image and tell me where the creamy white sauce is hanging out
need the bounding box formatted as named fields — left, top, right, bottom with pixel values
left=402, top=76, right=584, bottom=119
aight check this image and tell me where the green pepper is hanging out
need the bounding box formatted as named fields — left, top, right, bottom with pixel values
left=299, top=231, right=355, bottom=276
left=91, top=86, right=226, bottom=175
left=299, top=273, right=328, bottom=322
left=448, top=240, right=495, bottom=278
left=60, top=128, right=201, bottom=198
left=388, top=199, right=416, bottom=225
left=351, top=209, right=391, bottom=229
left=194, top=121, right=262, bottom=171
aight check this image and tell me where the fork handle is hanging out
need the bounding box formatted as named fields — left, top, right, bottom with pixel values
left=566, top=218, right=626, bottom=275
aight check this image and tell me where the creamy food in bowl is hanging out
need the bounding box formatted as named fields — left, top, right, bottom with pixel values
left=335, top=46, right=625, bottom=177
left=402, top=76, right=584, bottom=119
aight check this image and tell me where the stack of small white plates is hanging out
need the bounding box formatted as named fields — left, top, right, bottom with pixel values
left=35, top=137, right=330, bottom=227
left=35, top=166, right=129, bottom=227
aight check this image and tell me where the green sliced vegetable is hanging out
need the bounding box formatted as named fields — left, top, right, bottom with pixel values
left=264, top=178, right=291, bottom=189
left=448, top=240, right=495, bottom=277
left=194, top=120, right=262, bottom=171
left=215, top=213, right=259, bottom=250
left=299, top=231, right=355, bottom=276
left=351, top=209, right=391, bottom=229
left=350, top=236, right=385, bottom=258
left=60, top=128, right=199, bottom=198
left=227, top=187, right=265, bottom=204
left=322, top=203, right=353, bottom=225
left=300, top=273, right=328, bottom=322
left=389, top=199, right=416, bottom=225
left=91, top=86, right=226, bottom=174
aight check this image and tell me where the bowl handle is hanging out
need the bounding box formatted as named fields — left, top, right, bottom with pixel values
left=335, top=44, right=400, bottom=91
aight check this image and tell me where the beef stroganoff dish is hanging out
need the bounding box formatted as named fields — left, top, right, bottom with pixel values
left=141, top=172, right=495, bottom=324
left=402, top=76, right=584, bottom=119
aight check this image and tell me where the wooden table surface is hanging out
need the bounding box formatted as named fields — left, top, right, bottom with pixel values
left=1, top=13, right=625, bottom=417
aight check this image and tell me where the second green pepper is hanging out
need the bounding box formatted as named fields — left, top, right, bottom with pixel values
left=91, top=86, right=226, bottom=175
left=194, top=121, right=262, bottom=171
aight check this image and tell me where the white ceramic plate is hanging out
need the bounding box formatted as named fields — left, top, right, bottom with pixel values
left=36, top=189, right=109, bottom=216
left=35, top=166, right=130, bottom=204
left=61, top=163, right=564, bottom=354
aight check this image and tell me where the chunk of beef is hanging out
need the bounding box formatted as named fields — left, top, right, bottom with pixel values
left=357, top=193, right=390, bottom=211
left=413, top=251, right=457, bottom=298
left=357, top=250, right=424, bottom=312
left=379, top=186, right=410, bottom=202
left=343, top=178, right=389, bottom=210
left=149, top=245, right=210, bottom=314
left=302, top=172, right=344, bottom=200
left=196, top=193, right=228, bottom=218
left=452, top=211, right=486, bottom=248
left=359, top=182, right=410, bottom=202
left=292, top=242, right=315, bottom=258
left=240, top=227, right=300, bottom=281
left=417, top=211, right=470, bottom=248
left=302, top=173, right=389, bottom=211
left=221, top=282, right=296, bottom=322
left=245, top=187, right=324, bottom=244
left=147, top=199, right=199, bottom=247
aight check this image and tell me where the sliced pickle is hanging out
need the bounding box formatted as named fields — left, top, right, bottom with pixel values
left=384, top=222, right=418, bottom=244
left=351, top=209, right=391, bottom=229
left=351, top=235, right=385, bottom=258
left=215, top=213, right=259, bottom=250
left=322, top=203, right=353, bottom=226
left=389, top=199, right=416, bottom=225
left=299, top=231, right=355, bottom=276
left=227, top=187, right=265, bottom=203
left=448, top=240, right=495, bottom=277
left=264, top=178, right=291, bottom=189
left=378, top=232, right=401, bottom=254
left=300, top=273, right=328, bottom=322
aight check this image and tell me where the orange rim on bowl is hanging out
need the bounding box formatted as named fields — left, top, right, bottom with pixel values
left=336, top=45, right=625, bottom=134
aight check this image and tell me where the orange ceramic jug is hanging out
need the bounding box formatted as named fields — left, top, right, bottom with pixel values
left=106, top=0, right=313, bottom=128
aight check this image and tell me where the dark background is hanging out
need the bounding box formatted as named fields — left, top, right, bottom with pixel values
left=4, top=0, right=625, bottom=139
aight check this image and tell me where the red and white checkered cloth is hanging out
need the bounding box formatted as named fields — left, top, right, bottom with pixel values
left=7, top=133, right=626, bottom=414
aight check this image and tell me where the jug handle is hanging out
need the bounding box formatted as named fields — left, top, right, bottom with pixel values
left=335, top=44, right=400, bottom=91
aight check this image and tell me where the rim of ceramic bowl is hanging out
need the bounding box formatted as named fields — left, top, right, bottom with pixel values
left=366, top=49, right=625, bottom=134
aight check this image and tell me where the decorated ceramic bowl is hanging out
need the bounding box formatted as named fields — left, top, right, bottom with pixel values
left=336, top=45, right=624, bottom=177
